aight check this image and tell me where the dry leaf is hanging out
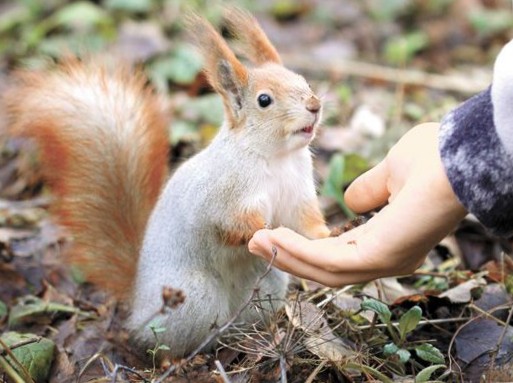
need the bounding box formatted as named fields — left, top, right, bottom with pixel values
left=439, top=278, right=486, bottom=303
left=285, top=301, right=355, bottom=362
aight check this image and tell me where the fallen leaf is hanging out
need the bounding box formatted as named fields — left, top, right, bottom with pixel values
left=363, top=278, right=421, bottom=305
left=455, top=318, right=513, bottom=380
left=438, top=278, right=486, bottom=303
left=8, top=295, right=94, bottom=327
left=286, top=301, right=355, bottom=362
left=0, top=331, right=55, bottom=383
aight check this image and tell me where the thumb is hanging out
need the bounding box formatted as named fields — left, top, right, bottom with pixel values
left=344, top=159, right=390, bottom=213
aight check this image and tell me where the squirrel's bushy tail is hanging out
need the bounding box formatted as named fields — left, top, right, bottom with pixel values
left=4, top=59, right=169, bottom=299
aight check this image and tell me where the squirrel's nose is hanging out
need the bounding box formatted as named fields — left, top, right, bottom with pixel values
left=306, top=96, right=321, bottom=114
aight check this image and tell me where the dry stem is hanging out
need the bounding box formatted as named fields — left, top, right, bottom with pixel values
left=282, top=53, right=490, bottom=94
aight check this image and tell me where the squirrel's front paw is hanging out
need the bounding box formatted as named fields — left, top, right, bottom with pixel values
left=217, top=210, right=266, bottom=246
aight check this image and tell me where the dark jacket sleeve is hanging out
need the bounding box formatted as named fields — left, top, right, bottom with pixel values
left=439, top=87, right=513, bottom=237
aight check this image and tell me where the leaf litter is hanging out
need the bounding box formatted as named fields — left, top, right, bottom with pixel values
left=0, top=0, right=513, bottom=381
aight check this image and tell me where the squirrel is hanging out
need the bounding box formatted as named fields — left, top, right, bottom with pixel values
left=3, top=9, right=330, bottom=357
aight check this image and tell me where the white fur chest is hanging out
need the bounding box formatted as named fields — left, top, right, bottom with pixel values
left=245, top=148, right=317, bottom=230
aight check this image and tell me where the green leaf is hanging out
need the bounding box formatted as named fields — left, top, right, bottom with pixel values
left=384, top=343, right=410, bottom=364
left=150, top=326, right=167, bottom=334
left=383, top=342, right=399, bottom=356
left=396, top=348, right=411, bottom=364
left=51, top=2, right=113, bottom=30
left=345, top=362, right=394, bottom=383
left=104, top=0, right=153, bottom=13
left=361, top=298, right=391, bottom=325
left=384, top=31, right=429, bottom=65
left=342, top=154, right=369, bottom=185
left=0, top=332, right=55, bottom=383
left=157, top=344, right=171, bottom=351
left=37, top=34, right=109, bottom=58
left=336, top=84, right=352, bottom=105
left=149, top=45, right=203, bottom=88
left=170, top=120, right=199, bottom=144
left=8, top=295, right=93, bottom=327
left=0, top=5, right=32, bottom=34
left=0, top=300, right=7, bottom=322
left=415, top=343, right=445, bottom=364
left=321, top=154, right=355, bottom=218
left=186, top=94, right=224, bottom=126
left=398, top=306, right=422, bottom=341
left=469, top=10, right=513, bottom=38
left=322, top=153, right=344, bottom=198
left=367, top=0, right=408, bottom=22
left=415, top=364, right=446, bottom=382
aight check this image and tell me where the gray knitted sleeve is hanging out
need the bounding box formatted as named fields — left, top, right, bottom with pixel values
left=439, top=87, right=513, bottom=237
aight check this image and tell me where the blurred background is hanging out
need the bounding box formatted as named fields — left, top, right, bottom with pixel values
left=1, top=0, right=512, bottom=213
left=1, top=0, right=511, bottom=207
left=0, top=1, right=513, bottom=381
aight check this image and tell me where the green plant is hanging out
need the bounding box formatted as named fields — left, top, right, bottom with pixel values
left=146, top=324, right=171, bottom=377
left=361, top=298, right=446, bottom=382
left=322, top=153, right=369, bottom=219
left=383, top=31, right=429, bottom=66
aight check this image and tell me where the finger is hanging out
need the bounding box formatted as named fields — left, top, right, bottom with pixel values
left=344, top=159, right=390, bottom=213
left=255, top=227, right=384, bottom=275
left=259, top=242, right=386, bottom=286
left=250, top=227, right=340, bottom=265
left=249, top=228, right=275, bottom=257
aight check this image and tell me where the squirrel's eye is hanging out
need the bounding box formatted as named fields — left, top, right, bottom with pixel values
left=257, top=94, right=272, bottom=108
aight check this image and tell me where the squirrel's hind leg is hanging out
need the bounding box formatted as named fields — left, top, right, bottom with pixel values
left=127, top=272, right=232, bottom=358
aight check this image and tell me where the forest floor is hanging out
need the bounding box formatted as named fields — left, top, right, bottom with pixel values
left=1, top=0, right=513, bottom=382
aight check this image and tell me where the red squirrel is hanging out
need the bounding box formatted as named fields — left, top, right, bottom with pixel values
left=3, top=9, right=329, bottom=357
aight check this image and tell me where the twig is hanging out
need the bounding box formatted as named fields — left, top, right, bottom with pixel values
left=502, top=252, right=513, bottom=270
left=110, top=364, right=148, bottom=383
left=413, top=270, right=451, bottom=279
left=357, top=316, right=470, bottom=330
left=446, top=303, right=510, bottom=376
left=495, top=303, right=513, bottom=351
left=155, top=247, right=279, bottom=382
left=280, top=354, right=288, bottom=383
left=0, top=337, right=41, bottom=356
left=305, top=360, right=327, bottom=383
left=215, top=360, right=231, bottom=383
left=316, top=285, right=353, bottom=307
left=0, top=356, right=26, bottom=383
left=281, top=53, right=491, bottom=94
left=78, top=352, right=109, bottom=383
left=468, top=303, right=510, bottom=327
left=0, top=338, right=34, bottom=383
left=488, top=302, right=513, bottom=374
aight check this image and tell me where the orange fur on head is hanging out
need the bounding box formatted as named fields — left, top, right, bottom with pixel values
left=186, top=14, right=248, bottom=93
left=4, top=58, right=170, bottom=299
left=223, top=7, right=282, bottom=65
left=186, top=13, right=250, bottom=127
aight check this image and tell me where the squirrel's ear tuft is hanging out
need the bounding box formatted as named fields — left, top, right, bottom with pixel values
left=222, top=7, right=282, bottom=66
left=185, top=13, right=248, bottom=125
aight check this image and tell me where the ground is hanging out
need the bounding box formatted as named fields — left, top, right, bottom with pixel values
left=1, top=0, right=513, bottom=382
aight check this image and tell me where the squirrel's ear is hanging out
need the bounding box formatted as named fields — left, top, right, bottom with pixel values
left=222, top=7, right=282, bottom=66
left=186, top=13, right=248, bottom=125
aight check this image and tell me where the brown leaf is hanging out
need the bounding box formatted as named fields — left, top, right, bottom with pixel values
left=286, top=301, right=355, bottom=362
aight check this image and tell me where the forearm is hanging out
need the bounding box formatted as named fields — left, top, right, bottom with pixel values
left=439, top=87, right=513, bottom=237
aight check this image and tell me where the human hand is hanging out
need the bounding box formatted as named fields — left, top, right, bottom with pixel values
left=248, top=122, right=468, bottom=286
